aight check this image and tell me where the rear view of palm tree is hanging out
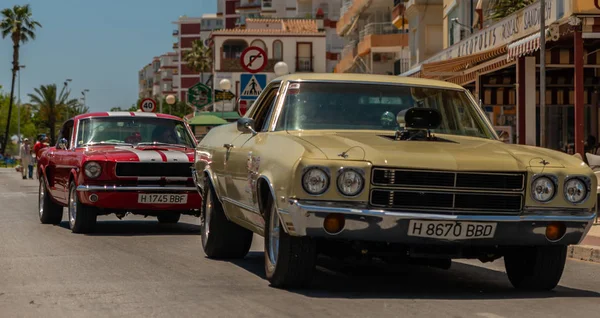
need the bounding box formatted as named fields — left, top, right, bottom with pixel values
left=487, top=0, right=535, bottom=21
left=29, top=84, right=79, bottom=145
left=183, top=39, right=213, bottom=86
left=0, top=4, right=42, bottom=155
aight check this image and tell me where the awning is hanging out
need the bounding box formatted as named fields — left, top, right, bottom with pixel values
left=507, top=32, right=540, bottom=61
left=188, top=114, right=228, bottom=127
left=420, top=46, right=508, bottom=77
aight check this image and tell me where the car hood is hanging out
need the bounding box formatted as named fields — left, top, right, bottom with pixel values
left=289, top=131, right=582, bottom=171
left=81, top=146, right=193, bottom=163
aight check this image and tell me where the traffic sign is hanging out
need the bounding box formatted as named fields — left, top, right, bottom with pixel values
left=187, top=82, right=212, bottom=110
left=215, top=90, right=235, bottom=102
left=240, top=73, right=267, bottom=100
left=239, top=100, right=249, bottom=117
left=139, top=98, right=157, bottom=113
left=240, top=46, right=268, bottom=73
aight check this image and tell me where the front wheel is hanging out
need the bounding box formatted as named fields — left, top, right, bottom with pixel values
left=68, top=182, right=97, bottom=234
left=38, top=178, right=63, bottom=224
left=264, top=196, right=317, bottom=289
left=504, top=245, right=567, bottom=291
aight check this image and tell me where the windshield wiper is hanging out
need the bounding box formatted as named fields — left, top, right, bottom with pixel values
left=136, top=142, right=188, bottom=148
left=81, top=142, right=132, bottom=146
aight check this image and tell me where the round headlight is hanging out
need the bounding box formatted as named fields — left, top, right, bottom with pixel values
left=564, top=178, right=588, bottom=204
left=531, top=176, right=555, bottom=202
left=84, top=162, right=102, bottom=179
left=337, top=169, right=365, bottom=196
left=302, top=168, right=329, bottom=195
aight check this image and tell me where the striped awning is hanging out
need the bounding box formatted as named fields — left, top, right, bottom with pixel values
left=421, top=46, right=507, bottom=77
left=507, top=32, right=541, bottom=61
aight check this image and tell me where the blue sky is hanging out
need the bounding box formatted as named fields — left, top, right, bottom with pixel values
left=0, top=0, right=216, bottom=112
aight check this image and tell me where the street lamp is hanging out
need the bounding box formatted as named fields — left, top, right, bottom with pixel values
left=166, top=94, right=176, bottom=114
left=274, top=62, right=289, bottom=76
left=219, top=79, right=231, bottom=118
left=81, top=89, right=90, bottom=112
left=17, top=64, right=25, bottom=144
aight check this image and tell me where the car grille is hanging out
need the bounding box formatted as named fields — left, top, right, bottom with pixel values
left=115, top=162, right=192, bottom=178
left=371, top=168, right=524, bottom=191
left=369, top=168, right=525, bottom=213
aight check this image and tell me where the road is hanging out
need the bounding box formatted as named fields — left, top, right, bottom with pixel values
left=1, top=168, right=600, bottom=317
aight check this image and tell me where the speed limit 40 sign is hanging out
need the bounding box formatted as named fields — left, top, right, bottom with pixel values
left=139, top=98, right=157, bottom=113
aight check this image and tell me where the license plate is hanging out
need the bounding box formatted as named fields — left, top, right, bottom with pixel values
left=138, top=194, right=188, bottom=204
left=407, top=220, right=496, bottom=240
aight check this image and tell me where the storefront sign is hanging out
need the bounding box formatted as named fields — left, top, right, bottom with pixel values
left=574, top=0, right=600, bottom=13
left=429, top=0, right=568, bottom=63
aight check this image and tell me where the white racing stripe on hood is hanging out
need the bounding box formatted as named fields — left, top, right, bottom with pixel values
left=116, top=147, right=164, bottom=162
left=161, top=150, right=190, bottom=162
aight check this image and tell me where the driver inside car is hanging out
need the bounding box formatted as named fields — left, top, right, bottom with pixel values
left=151, top=126, right=178, bottom=144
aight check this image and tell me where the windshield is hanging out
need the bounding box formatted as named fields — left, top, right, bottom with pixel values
left=76, top=117, right=196, bottom=148
left=275, top=82, right=495, bottom=139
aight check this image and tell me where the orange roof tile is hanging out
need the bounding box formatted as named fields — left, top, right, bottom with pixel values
left=212, top=18, right=324, bottom=36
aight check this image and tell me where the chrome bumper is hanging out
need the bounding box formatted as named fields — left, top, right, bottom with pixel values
left=277, top=199, right=596, bottom=245
left=77, top=185, right=197, bottom=192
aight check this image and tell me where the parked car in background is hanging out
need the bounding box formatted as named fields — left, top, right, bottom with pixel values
left=37, top=112, right=201, bottom=233
left=193, top=73, right=597, bottom=290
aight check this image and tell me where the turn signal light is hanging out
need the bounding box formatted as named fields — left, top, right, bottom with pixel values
left=323, top=213, right=345, bottom=234
left=545, top=222, right=566, bottom=241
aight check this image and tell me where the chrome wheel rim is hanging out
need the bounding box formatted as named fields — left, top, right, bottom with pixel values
left=69, top=186, right=77, bottom=228
left=268, top=204, right=280, bottom=265
left=202, top=189, right=212, bottom=242
left=39, top=181, right=44, bottom=218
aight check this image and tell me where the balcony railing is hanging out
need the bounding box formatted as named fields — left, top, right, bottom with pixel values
left=220, top=58, right=281, bottom=72
left=172, top=30, right=179, bottom=36
left=173, top=43, right=179, bottom=49
left=262, top=0, right=272, bottom=9
left=327, top=43, right=345, bottom=52
left=342, top=41, right=357, bottom=60
left=296, top=57, right=314, bottom=72
left=359, top=22, right=403, bottom=41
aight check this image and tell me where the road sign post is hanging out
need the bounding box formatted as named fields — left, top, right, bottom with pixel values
left=139, top=98, right=157, bottom=113
left=240, top=46, right=268, bottom=74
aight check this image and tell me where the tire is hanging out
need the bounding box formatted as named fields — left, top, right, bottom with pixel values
left=504, top=245, right=567, bottom=291
left=201, top=182, right=253, bottom=259
left=157, top=213, right=181, bottom=224
left=264, top=196, right=317, bottom=289
left=38, top=178, right=63, bottom=225
left=68, top=182, right=97, bottom=234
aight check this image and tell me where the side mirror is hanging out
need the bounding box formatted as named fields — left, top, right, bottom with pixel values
left=58, top=138, right=68, bottom=150
left=237, top=118, right=257, bottom=135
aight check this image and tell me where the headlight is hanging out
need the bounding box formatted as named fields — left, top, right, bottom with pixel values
left=564, top=178, right=588, bottom=204
left=302, top=167, right=329, bottom=195
left=531, top=176, right=555, bottom=202
left=337, top=168, right=365, bottom=196
left=84, top=162, right=102, bottom=178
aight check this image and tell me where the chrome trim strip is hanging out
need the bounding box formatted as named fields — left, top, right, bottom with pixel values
left=285, top=199, right=596, bottom=222
left=77, top=185, right=196, bottom=192
left=222, top=197, right=259, bottom=214
left=56, top=165, right=77, bottom=169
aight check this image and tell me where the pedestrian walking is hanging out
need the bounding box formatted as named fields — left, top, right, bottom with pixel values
left=19, top=138, right=34, bottom=179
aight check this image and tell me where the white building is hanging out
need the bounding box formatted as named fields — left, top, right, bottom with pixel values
left=210, top=18, right=326, bottom=111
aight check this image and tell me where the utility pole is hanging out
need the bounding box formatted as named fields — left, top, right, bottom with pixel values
left=17, top=65, right=25, bottom=144
left=540, top=0, right=547, bottom=147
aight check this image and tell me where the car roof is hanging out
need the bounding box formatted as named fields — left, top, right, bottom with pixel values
left=72, top=112, right=184, bottom=121
left=271, top=73, right=464, bottom=90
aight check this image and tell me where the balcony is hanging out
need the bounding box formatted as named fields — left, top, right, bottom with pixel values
left=392, top=1, right=408, bottom=29
left=220, top=58, right=281, bottom=72
left=358, top=33, right=408, bottom=57
left=173, top=30, right=179, bottom=36
left=173, top=42, right=179, bottom=49
left=262, top=0, right=272, bottom=9
left=341, top=41, right=357, bottom=60
left=337, top=0, right=370, bottom=36
left=296, top=57, right=313, bottom=72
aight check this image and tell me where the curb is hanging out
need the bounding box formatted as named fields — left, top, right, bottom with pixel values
left=568, top=245, right=600, bottom=263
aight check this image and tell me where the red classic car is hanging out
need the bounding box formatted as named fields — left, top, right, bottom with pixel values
left=37, top=111, right=202, bottom=233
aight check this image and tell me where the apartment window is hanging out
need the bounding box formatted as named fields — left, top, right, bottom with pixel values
left=273, top=40, right=283, bottom=60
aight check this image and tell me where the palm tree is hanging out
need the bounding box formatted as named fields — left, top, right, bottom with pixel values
left=183, top=39, right=213, bottom=85
left=0, top=4, right=42, bottom=155
left=29, top=84, right=78, bottom=145
left=487, top=0, right=535, bottom=21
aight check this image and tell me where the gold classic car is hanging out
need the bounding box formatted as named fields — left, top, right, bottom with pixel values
left=193, top=74, right=597, bottom=290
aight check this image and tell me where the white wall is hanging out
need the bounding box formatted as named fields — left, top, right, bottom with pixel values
left=408, top=4, right=443, bottom=66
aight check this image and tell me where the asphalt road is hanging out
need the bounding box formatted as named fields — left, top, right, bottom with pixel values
left=1, top=168, right=600, bottom=317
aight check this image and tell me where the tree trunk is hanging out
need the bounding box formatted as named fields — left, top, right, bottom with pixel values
left=1, top=42, right=20, bottom=155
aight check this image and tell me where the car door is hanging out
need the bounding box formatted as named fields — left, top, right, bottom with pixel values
left=222, top=84, right=281, bottom=228
left=50, top=120, right=76, bottom=203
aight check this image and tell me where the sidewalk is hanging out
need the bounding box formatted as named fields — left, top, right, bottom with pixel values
left=570, top=222, right=600, bottom=263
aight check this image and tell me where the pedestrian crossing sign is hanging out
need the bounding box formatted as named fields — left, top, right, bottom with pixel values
left=240, top=73, right=267, bottom=100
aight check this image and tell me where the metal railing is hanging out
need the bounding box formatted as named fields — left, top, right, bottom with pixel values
left=359, top=22, right=403, bottom=41
left=296, top=57, right=314, bottom=72
left=327, top=43, right=345, bottom=52
left=262, top=0, right=272, bottom=9
left=172, top=30, right=179, bottom=36
left=342, top=41, right=357, bottom=60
